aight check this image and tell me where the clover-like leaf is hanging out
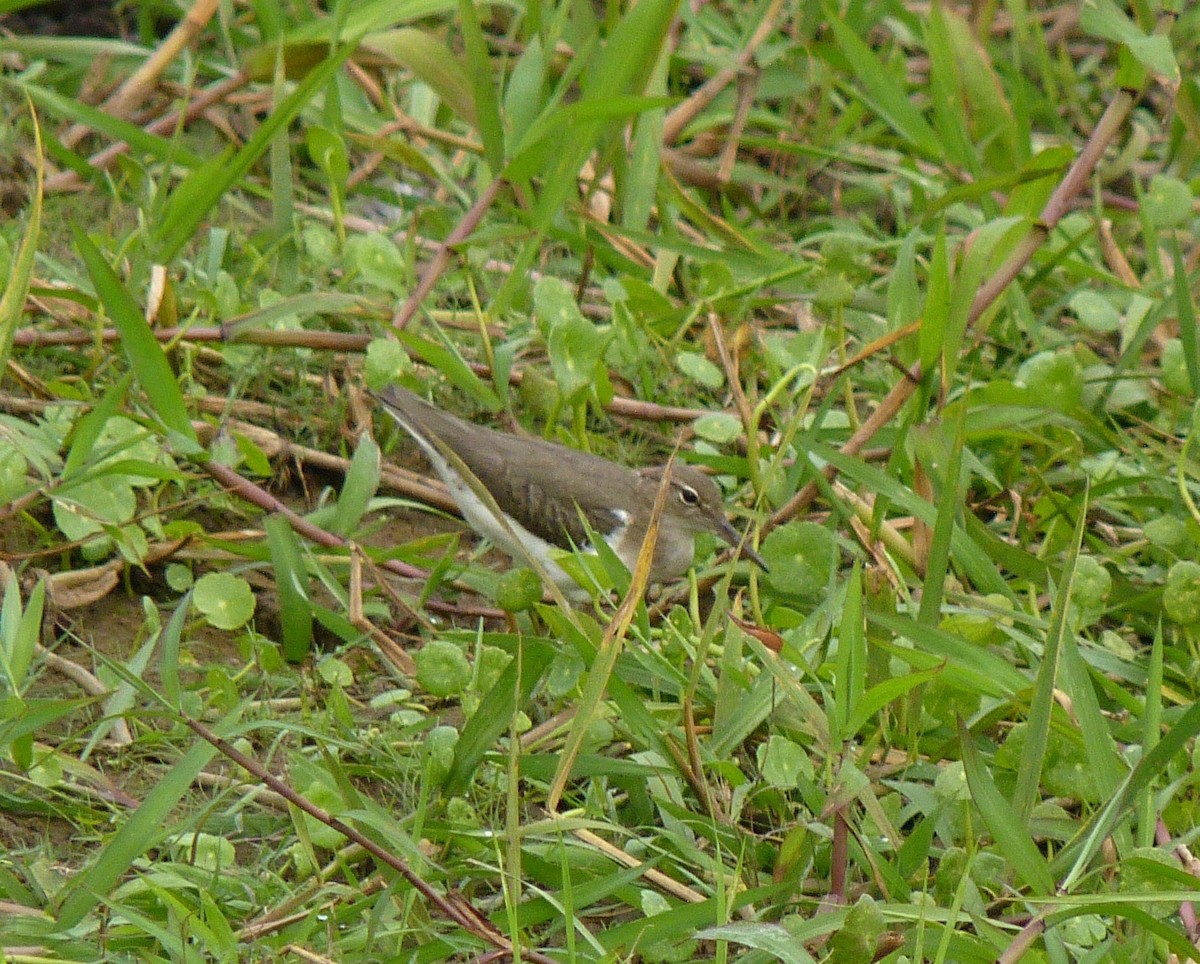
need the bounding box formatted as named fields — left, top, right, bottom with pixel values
left=760, top=521, right=837, bottom=598
left=677, top=351, right=724, bottom=389
left=193, top=572, right=256, bottom=631
left=414, top=639, right=470, bottom=698
left=1164, top=561, right=1200, bottom=625
left=692, top=412, right=742, bottom=444
left=346, top=232, right=407, bottom=296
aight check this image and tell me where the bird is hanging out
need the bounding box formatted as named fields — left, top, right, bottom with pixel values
left=368, top=385, right=766, bottom=598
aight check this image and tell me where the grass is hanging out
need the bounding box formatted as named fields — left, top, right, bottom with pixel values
left=0, top=0, right=1199, bottom=960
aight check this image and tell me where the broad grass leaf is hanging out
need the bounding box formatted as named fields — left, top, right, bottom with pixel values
left=153, top=43, right=354, bottom=262
left=367, top=28, right=476, bottom=125
left=73, top=229, right=196, bottom=445
left=958, top=716, right=1056, bottom=895
left=265, top=515, right=314, bottom=662
left=445, top=636, right=555, bottom=794
left=1079, top=0, right=1178, bottom=82
left=826, top=17, right=940, bottom=157
left=329, top=434, right=380, bottom=537
left=455, top=0, right=502, bottom=168
left=0, top=99, right=40, bottom=380
left=54, top=738, right=221, bottom=928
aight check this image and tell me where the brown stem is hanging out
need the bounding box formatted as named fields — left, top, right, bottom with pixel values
left=392, top=178, right=505, bottom=329
left=202, top=460, right=423, bottom=581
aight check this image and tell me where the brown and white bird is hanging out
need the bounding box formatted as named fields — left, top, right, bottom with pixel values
left=370, top=385, right=765, bottom=597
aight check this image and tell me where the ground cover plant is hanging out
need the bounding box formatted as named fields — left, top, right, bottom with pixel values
left=0, top=0, right=1199, bottom=960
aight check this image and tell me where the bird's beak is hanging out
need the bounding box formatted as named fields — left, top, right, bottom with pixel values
left=717, top=518, right=769, bottom=572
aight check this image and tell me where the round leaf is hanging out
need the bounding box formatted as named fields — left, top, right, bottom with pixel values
left=495, top=567, right=542, bottom=612
left=1068, top=291, right=1120, bottom=333
left=346, top=233, right=407, bottom=296
left=761, top=521, right=837, bottom=598
left=676, top=351, right=724, bottom=389
left=692, top=412, right=742, bottom=444
left=365, top=338, right=412, bottom=389
left=1144, top=175, right=1193, bottom=229
left=414, top=639, right=471, bottom=697
left=1017, top=350, right=1083, bottom=411
left=1164, top=561, right=1200, bottom=624
left=194, top=572, right=256, bottom=630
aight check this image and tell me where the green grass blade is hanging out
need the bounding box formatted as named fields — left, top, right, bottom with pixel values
left=456, top=0, right=504, bottom=171
left=826, top=15, right=941, bottom=157
left=917, top=418, right=964, bottom=626
left=152, top=41, right=355, bottom=261
left=0, top=99, right=41, bottom=380
left=958, top=715, right=1056, bottom=895
left=1012, top=488, right=1088, bottom=822
left=265, top=514, right=315, bottom=662
left=18, top=81, right=203, bottom=167
left=72, top=228, right=196, bottom=445
left=61, top=374, right=132, bottom=479
left=54, top=736, right=222, bottom=928
left=1172, top=240, right=1200, bottom=395
left=446, top=636, right=556, bottom=794
left=329, top=433, right=380, bottom=537
left=832, top=564, right=864, bottom=742
left=1057, top=698, right=1200, bottom=890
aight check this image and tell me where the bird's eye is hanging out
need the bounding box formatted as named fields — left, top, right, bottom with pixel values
left=679, top=485, right=700, bottom=506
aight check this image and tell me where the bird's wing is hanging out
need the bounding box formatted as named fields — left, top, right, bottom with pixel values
left=476, top=444, right=629, bottom=552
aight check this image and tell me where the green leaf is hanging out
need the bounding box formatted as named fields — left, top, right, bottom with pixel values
left=153, top=41, right=356, bottom=262
left=692, top=412, right=742, bottom=444
left=1013, top=489, right=1089, bottom=822
left=516, top=0, right=680, bottom=244
left=193, top=572, right=256, bottom=631
left=826, top=16, right=941, bottom=157
left=61, top=375, right=131, bottom=480
left=958, top=716, right=1056, bottom=895
left=364, top=28, right=475, bottom=125
left=0, top=571, right=43, bottom=692
left=1143, top=174, right=1194, bottom=229
left=758, top=734, right=813, bottom=788
left=1171, top=240, right=1200, bottom=397
left=72, top=229, right=196, bottom=444
left=761, top=522, right=837, bottom=599
left=53, top=476, right=138, bottom=543
left=305, top=125, right=349, bottom=185
left=329, top=434, right=380, bottom=537
left=393, top=329, right=501, bottom=411
left=832, top=565, right=865, bottom=742
left=414, top=639, right=471, bottom=698
left=456, top=0, right=503, bottom=171
left=364, top=338, right=412, bottom=389
left=534, top=276, right=612, bottom=404
left=1164, top=561, right=1200, bottom=624
left=265, top=515, right=314, bottom=662
left=19, top=82, right=204, bottom=170
left=1069, top=290, right=1122, bottom=332
left=345, top=232, right=408, bottom=296
left=676, top=351, right=724, bottom=389
left=1079, top=0, right=1179, bottom=81
left=445, top=636, right=556, bottom=793
left=55, top=736, right=222, bottom=928
left=0, top=99, right=41, bottom=382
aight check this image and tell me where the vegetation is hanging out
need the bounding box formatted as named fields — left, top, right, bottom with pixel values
left=0, top=0, right=1198, bottom=960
